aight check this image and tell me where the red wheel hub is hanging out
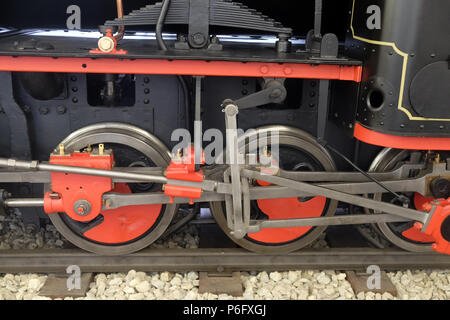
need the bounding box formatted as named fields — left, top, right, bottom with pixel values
left=83, top=183, right=163, bottom=244
left=399, top=193, right=435, bottom=243
left=248, top=196, right=327, bottom=244
left=414, top=197, right=450, bottom=255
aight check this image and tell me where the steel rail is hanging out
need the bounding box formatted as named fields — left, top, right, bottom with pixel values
left=0, top=248, right=449, bottom=273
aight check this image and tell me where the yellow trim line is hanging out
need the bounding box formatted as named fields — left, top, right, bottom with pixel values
left=350, top=0, right=449, bottom=122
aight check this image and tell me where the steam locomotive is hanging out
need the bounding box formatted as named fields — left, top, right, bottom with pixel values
left=0, top=0, right=448, bottom=255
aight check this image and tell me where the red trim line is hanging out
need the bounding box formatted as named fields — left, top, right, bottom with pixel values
left=0, top=56, right=362, bottom=82
left=354, top=123, right=450, bottom=151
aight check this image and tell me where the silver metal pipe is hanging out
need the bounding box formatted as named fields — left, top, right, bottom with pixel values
left=0, top=167, right=164, bottom=184
left=38, top=163, right=168, bottom=184
left=247, top=214, right=410, bottom=233
left=0, top=158, right=168, bottom=184
left=242, top=169, right=430, bottom=223
left=4, top=199, right=44, bottom=207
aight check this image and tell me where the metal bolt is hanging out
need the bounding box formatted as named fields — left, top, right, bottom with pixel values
left=73, top=200, right=92, bottom=216
left=57, top=106, right=67, bottom=115
left=105, top=199, right=113, bottom=209
left=224, top=104, right=239, bottom=117
left=39, top=106, right=49, bottom=115
left=211, top=36, right=220, bottom=44
left=59, top=144, right=65, bottom=156
left=269, top=88, right=282, bottom=99
left=49, top=193, right=60, bottom=200
left=192, top=33, right=206, bottom=46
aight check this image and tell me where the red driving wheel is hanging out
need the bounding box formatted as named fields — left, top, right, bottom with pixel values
left=84, top=183, right=163, bottom=244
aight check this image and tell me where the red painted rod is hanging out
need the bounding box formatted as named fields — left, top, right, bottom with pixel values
left=0, top=56, right=362, bottom=81
left=354, top=123, right=450, bottom=151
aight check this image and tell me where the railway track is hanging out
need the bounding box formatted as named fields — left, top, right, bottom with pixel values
left=0, top=248, right=449, bottom=274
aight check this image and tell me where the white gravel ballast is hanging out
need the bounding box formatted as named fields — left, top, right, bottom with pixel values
left=0, top=210, right=449, bottom=300
left=0, top=269, right=449, bottom=300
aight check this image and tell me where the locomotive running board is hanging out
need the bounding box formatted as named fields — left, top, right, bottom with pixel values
left=0, top=56, right=363, bottom=82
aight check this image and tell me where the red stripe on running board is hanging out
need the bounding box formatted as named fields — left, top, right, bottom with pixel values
left=0, top=56, right=362, bottom=82
left=354, top=123, right=450, bottom=151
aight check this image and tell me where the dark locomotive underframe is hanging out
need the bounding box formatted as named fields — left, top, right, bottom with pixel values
left=0, top=0, right=448, bottom=256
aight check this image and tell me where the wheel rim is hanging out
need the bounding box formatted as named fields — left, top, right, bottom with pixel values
left=48, top=123, right=177, bottom=255
left=210, top=126, right=338, bottom=254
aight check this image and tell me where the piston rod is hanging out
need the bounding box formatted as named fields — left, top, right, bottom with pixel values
left=242, top=169, right=429, bottom=223
left=1, top=198, right=413, bottom=230
left=4, top=199, right=44, bottom=207
left=0, top=158, right=168, bottom=184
